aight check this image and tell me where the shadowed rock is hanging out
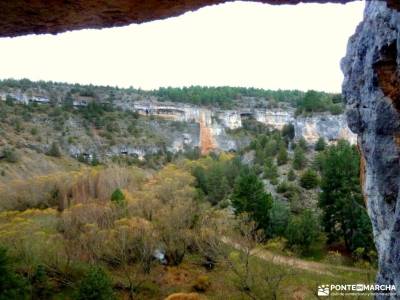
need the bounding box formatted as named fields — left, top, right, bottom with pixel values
left=0, top=0, right=352, bottom=37
left=342, top=1, right=400, bottom=297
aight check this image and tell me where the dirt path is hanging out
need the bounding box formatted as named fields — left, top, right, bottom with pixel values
left=199, top=111, right=216, bottom=155
left=222, top=237, right=369, bottom=277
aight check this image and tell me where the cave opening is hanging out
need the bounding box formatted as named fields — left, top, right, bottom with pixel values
left=6, top=1, right=400, bottom=298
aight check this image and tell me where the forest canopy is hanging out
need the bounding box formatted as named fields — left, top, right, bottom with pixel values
left=0, top=79, right=343, bottom=114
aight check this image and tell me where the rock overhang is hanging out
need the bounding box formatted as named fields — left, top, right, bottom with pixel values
left=0, top=0, right=355, bottom=38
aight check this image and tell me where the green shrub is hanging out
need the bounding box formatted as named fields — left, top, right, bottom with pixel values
left=47, top=142, right=62, bottom=158
left=75, top=267, right=115, bottom=300
left=287, top=169, right=296, bottom=181
left=264, top=158, right=278, bottom=181
left=2, top=147, right=19, bottom=163
left=268, top=201, right=290, bottom=237
left=91, top=154, right=100, bottom=166
left=297, top=138, right=308, bottom=151
left=5, top=95, right=15, bottom=106
left=282, top=185, right=301, bottom=202
left=300, top=169, right=319, bottom=189
left=315, top=137, right=326, bottom=152
left=293, top=147, right=306, bottom=170
left=31, top=265, right=52, bottom=300
left=30, top=127, right=38, bottom=136
left=111, top=188, right=125, bottom=205
left=329, top=104, right=344, bottom=115
left=324, top=251, right=346, bottom=265
left=264, top=237, right=287, bottom=252
left=14, top=119, right=23, bottom=133
left=285, top=210, right=320, bottom=255
left=277, top=145, right=288, bottom=165
left=276, top=181, right=289, bottom=194
left=0, top=247, right=29, bottom=300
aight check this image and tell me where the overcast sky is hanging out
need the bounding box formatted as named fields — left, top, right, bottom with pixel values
left=0, top=1, right=364, bottom=92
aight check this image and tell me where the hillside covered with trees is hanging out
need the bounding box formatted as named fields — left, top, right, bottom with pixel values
left=0, top=92, right=375, bottom=298
left=0, top=79, right=344, bottom=114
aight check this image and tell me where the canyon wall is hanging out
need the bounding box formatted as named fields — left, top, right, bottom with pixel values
left=294, top=114, right=357, bottom=144
left=130, top=101, right=356, bottom=152
left=0, top=92, right=355, bottom=156
left=342, top=1, right=400, bottom=297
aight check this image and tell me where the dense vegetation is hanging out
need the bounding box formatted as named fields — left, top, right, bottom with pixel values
left=295, top=90, right=344, bottom=115
left=0, top=96, right=203, bottom=173
left=0, top=78, right=344, bottom=114
left=155, top=86, right=304, bottom=108
left=156, top=86, right=343, bottom=113
left=0, top=152, right=376, bottom=300
left=0, top=144, right=376, bottom=298
left=0, top=80, right=375, bottom=299
left=319, top=141, right=374, bottom=256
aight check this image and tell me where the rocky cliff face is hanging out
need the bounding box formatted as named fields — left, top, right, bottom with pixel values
left=0, top=91, right=356, bottom=157
left=294, top=114, right=356, bottom=144
left=342, top=1, right=400, bottom=296
left=129, top=101, right=356, bottom=151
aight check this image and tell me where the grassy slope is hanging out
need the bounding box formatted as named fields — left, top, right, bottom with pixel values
left=107, top=253, right=375, bottom=299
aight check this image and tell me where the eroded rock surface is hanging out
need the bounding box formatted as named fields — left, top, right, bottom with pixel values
left=342, top=1, right=400, bottom=296
left=294, top=114, right=356, bottom=144
left=0, top=0, right=352, bottom=37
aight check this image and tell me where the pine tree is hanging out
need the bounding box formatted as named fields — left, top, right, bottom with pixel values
left=264, top=158, right=278, bottom=184
left=0, top=247, right=29, bottom=300
left=300, top=169, right=319, bottom=189
left=111, top=188, right=125, bottom=205
left=315, top=137, right=326, bottom=151
left=293, top=147, right=306, bottom=170
left=76, top=267, right=115, bottom=300
left=268, top=201, right=290, bottom=237
left=297, top=138, right=308, bottom=151
left=319, top=140, right=374, bottom=253
left=206, top=164, right=230, bottom=205
left=287, top=169, right=296, bottom=181
left=277, top=144, right=288, bottom=166
left=232, top=169, right=273, bottom=233
left=285, top=210, right=321, bottom=255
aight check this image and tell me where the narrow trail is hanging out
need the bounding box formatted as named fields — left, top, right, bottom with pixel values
left=222, top=237, right=370, bottom=277
left=199, top=111, right=216, bottom=155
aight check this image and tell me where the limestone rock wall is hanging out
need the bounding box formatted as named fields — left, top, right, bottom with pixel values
left=294, top=114, right=357, bottom=144
left=0, top=0, right=353, bottom=37
left=342, top=1, right=400, bottom=296
left=255, top=110, right=294, bottom=130
left=128, top=102, right=356, bottom=152
left=130, top=102, right=356, bottom=146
